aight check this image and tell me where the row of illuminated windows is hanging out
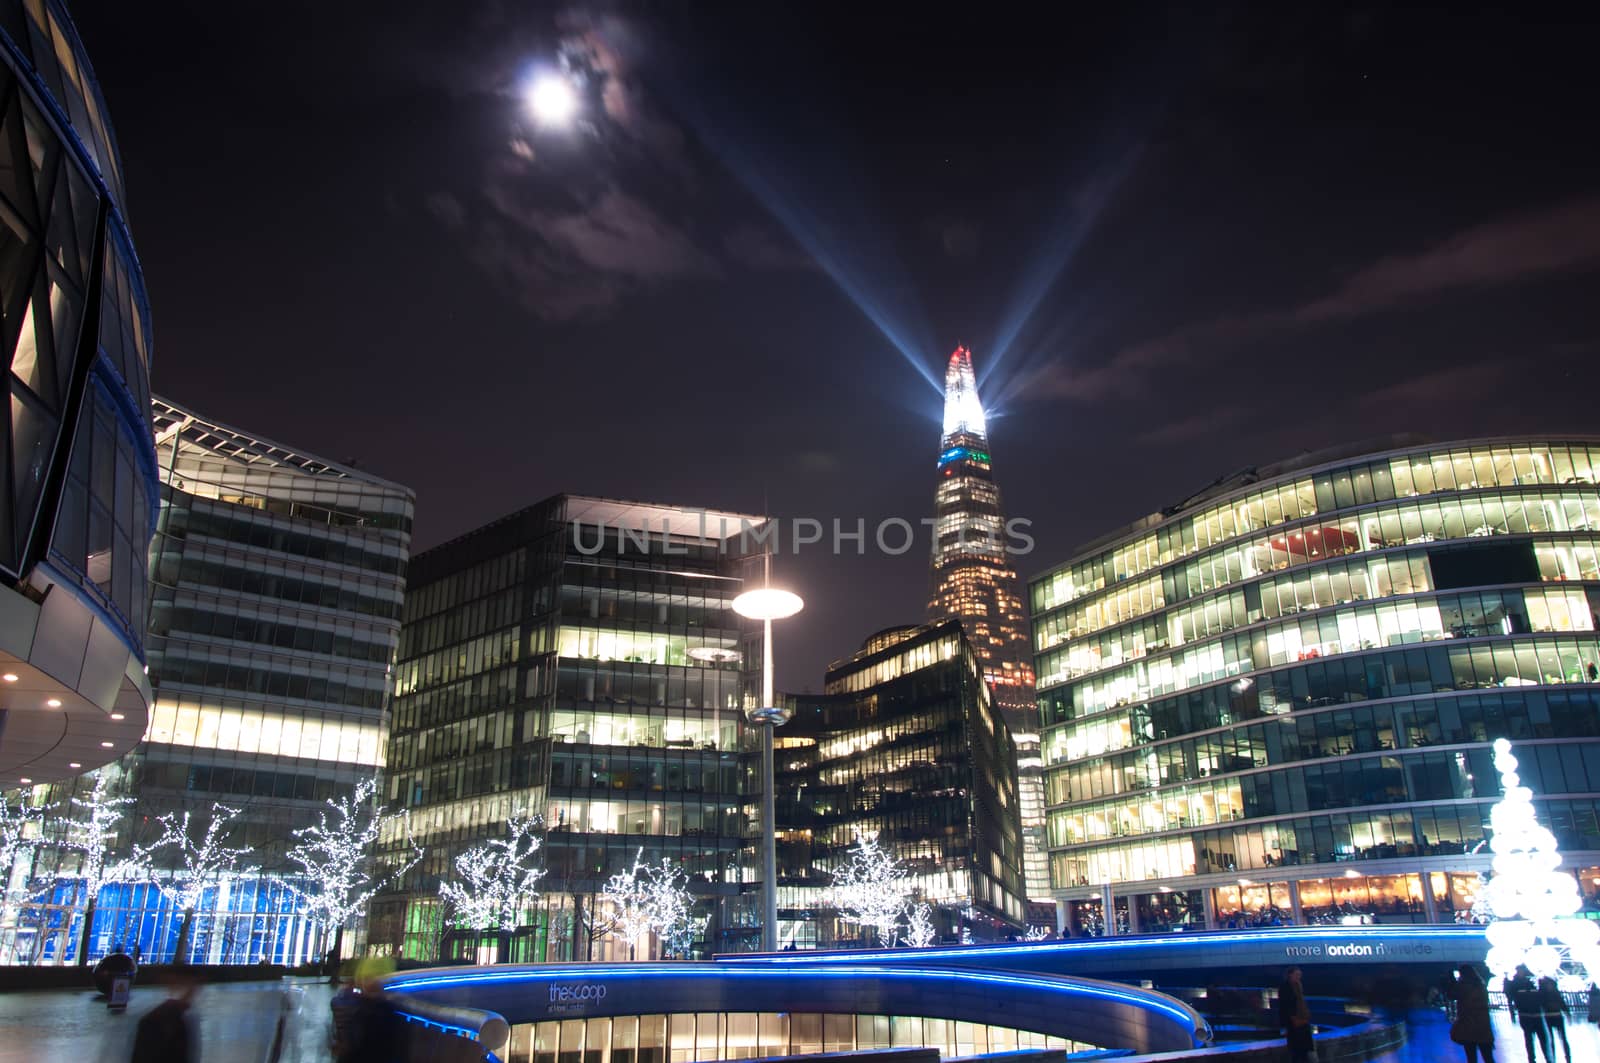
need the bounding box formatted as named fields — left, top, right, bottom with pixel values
left=378, top=788, right=538, bottom=849
left=1037, top=550, right=1436, bottom=655
left=400, top=587, right=526, bottom=659
left=1046, top=582, right=1597, bottom=690
left=505, top=1011, right=1082, bottom=1063
left=1049, top=800, right=1501, bottom=889
left=548, top=750, right=743, bottom=797
left=824, top=634, right=962, bottom=694
left=151, top=603, right=395, bottom=664
left=549, top=708, right=741, bottom=752
left=557, top=627, right=744, bottom=669
left=1045, top=635, right=1600, bottom=755
left=554, top=660, right=747, bottom=713
left=151, top=549, right=402, bottom=620
left=1032, top=442, right=1600, bottom=612
left=151, top=645, right=389, bottom=711
left=1038, top=490, right=1600, bottom=644
left=1051, top=689, right=1600, bottom=803
left=1036, top=554, right=1441, bottom=677
left=1044, top=596, right=1598, bottom=719
left=543, top=797, right=744, bottom=839
left=168, top=496, right=407, bottom=576
left=1048, top=746, right=1512, bottom=848
left=395, top=626, right=522, bottom=696
left=143, top=699, right=384, bottom=766
left=403, top=542, right=532, bottom=625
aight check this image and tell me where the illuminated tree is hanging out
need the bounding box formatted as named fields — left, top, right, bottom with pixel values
left=288, top=777, right=423, bottom=973
left=904, top=901, right=936, bottom=948
left=831, top=834, right=909, bottom=947
left=1024, top=925, right=1051, bottom=941
left=1483, top=739, right=1600, bottom=988
left=61, top=774, right=144, bottom=965
left=601, top=849, right=693, bottom=960
left=439, top=812, right=545, bottom=961
left=141, top=803, right=252, bottom=965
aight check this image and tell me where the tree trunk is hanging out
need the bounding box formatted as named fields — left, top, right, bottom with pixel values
left=326, top=923, right=344, bottom=982
left=173, top=907, right=195, bottom=965
left=76, top=893, right=97, bottom=966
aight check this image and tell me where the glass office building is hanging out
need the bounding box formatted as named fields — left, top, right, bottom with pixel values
left=776, top=620, right=1027, bottom=946
left=0, top=0, right=157, bottom=785
left=1029, top=437, right=1600, bottom=935
left=371, top=497, right=764, bottom=963
left=925, top=346, right=1047, bottom=906
left=13, top=397, right=416, bottom=965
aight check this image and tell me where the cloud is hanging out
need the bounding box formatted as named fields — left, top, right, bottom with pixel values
left=1034, top=195, right=1600, bottom=400
left=1136, top=406, right=1245, bottom=445
left=415, top=8, right=815, bottom=321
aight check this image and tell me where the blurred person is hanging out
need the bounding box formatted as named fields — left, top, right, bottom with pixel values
left=334, top=956, right=407, bottom=1063
left=1445, top=965, right=1495, bottom=1063
left=1504, top=965, right=1552, bottom=1063
left=1588, top=980, right=1600, bottom=1024
left=1277, top=967, right=1314, bottom=1063
left=1536, top=976, right=1570, bottom=1063
left=131, top=974, right=198, bottom=1063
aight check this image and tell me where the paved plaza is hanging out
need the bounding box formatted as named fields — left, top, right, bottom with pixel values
left=0, top=979, right=1592, bottom=1062
left=0, top=978, right=334, bottom=1063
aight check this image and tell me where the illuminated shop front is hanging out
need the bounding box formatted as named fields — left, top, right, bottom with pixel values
left=1029, top=437, right=1600, bottom=934
left=382, top=962, right=1210, bottom=1060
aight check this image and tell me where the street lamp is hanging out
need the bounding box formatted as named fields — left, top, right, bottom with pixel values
left=732, top=581, right=803, bottom=953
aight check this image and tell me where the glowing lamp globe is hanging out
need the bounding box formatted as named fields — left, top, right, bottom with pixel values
left=527, top=75, right=577, bottom=126
left=745, top=704, right=793, bottom=727
left=732, top=588, right=804, bottom=621
left=687, top=647, right=742, bottom=665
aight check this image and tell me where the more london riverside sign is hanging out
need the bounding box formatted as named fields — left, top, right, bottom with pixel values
left=1282, top=938, right=1437, bottom=960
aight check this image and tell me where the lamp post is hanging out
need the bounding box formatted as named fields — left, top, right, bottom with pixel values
left=732, top=574, right=803, bottom=954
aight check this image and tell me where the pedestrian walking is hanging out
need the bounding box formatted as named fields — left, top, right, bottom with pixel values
left=1504, top=965, right=1553, bottom=1063
left=130, top=975, right=198, bottom=1063
left=1446, top=965, right=1496, bottom=1063
left=1587, top=981, right=1600, bottom=1024
left=1537, top=976, right=1571, bottom=1063
left=1278, top=966, right=1315, bottom=1063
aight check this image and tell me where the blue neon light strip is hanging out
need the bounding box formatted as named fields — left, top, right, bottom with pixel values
left=730, top=925, right=1489, bottom=964
left=385, top=962, right=1203, bottom=1034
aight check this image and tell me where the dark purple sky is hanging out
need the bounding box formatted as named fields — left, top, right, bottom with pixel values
left=72, top=1, right=1600, bottom=688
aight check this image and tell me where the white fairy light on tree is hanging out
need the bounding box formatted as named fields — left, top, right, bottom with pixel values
left=438, top=811, right=545, bottom=960
left=1482, top=739, right=1600, bottom=988
left=288, top=777, right=423, bottom=971
left=601, top=848, right=694, bottom=960
left=141, top=802, right=252, bottom=965
left=831, top=834, right=909, bottom=948
left=904, top=901, right=936, bottom=948
left=63, top=774, right=143, bottom=965
left=1023, top=925, right=1051, bottom=941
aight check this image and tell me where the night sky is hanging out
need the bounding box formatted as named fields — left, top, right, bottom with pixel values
left=71, top=2, right=1600, bottom=688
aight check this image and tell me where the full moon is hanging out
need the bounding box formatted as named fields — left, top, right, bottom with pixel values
left=527, top=75, right=577, bottom=126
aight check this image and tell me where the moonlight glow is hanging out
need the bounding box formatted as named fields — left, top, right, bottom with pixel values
left=527, top=74, right=577, bottom=126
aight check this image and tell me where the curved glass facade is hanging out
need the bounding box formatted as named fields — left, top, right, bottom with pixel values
left=0, top=0, right=157, bottom=784
left=1028, top=438, right=1600, bottom=933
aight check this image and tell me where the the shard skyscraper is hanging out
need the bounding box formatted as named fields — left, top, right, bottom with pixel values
left=927, top=346, right=1050, bottom=905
